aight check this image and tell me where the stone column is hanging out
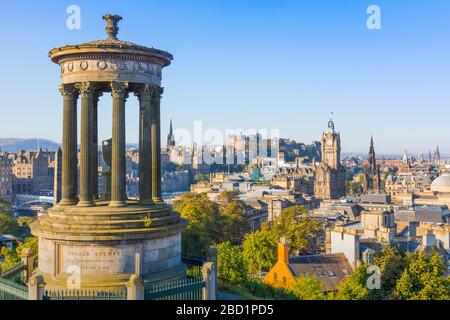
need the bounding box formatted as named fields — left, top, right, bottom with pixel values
left=77, top=82, right=95, bottom=207
left=110, top=82, right=128, bottom=207
left=135, top=85, right=153, bottom=204
left=92, top=92, right=103, bottom=199
left=151, top=87, right=164, bottom=203
left=59, top=84, right=78, bottom=205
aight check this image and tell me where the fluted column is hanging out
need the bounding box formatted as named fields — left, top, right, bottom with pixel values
left=59, top=84, right=78, bottom=205
left=110, top=82, right=129, bottom=207
left=136, top=85, right=154, bottom=204
left=92, top=92, right=102, bottom=199
left=77, top=82, right=96, bottom=207
left=151, top=87, right=164, bottom=203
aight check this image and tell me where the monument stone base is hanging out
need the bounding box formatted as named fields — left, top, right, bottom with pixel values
left=31, top=200, right=187, bottom=290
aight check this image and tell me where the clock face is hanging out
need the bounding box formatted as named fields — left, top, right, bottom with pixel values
left=326, top=139, right=333, bottom=146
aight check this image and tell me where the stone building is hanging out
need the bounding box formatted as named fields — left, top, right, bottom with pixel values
left=0, top=155, right=13, bottom=196
left=330, top=209, right=397, bottom=267
left=12, top=149, right=54, bottom=194
left=314, top=120, right=346, bottom=200
left=161, top=170, right=190, bottom=193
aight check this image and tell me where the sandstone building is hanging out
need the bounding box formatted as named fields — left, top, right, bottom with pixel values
left=314, top=120, right=346, bottom=199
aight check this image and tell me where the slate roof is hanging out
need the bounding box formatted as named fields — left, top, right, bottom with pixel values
left=288, top=253, right=353, bottom=292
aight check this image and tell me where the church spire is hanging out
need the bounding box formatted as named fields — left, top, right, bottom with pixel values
left=368, top=136, right=377, bottom=175
left=166, top=119, right=175, bottom=150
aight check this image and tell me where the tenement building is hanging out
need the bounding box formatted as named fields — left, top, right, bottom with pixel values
left=314, top=120, right=346, bottom=200
left=12, top=149, right=55, bottom=194
left=0, top=155, right=13, bottom=196
left=31, top=15, right=187, bottom=290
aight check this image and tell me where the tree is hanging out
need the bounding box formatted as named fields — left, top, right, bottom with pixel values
left=242, top=229, right=278, bottom=277
left=174, top=193, right=222, bottom=256
left=395, top=249, right=450, bottom=300
left=267, top=206, right=323, bottom=255
left=334, top=264, right=370, bottom=300
left=0, top=198, right=11, bottom=213
left=221, top=200, right=250, bottom=244
left=0, top=212, right=20, bottom=237
left=174, top=192, right=249, bottom=256
left=1, top=237, right=38, bottom=271
left=289, top=275, right=327, bottom=300
left=181, top=224, right=212, bottom=258
left=346, top=181, right=363, bottom=196
left=371, top=245, right=405, bottom=299
left=193, top=173, right=209, bottom=183
left=217, top=191, right=239, bottom=204
left=217, top=242, right=247, bottom=285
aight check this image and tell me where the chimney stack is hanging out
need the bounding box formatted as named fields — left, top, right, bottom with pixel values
left=278, top=237, right=289, bottom=264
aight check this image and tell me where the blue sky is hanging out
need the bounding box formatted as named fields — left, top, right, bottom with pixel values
left=0, top=0, right=449, bottom=154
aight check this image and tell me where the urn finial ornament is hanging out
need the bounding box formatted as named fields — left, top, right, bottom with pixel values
left=102, top=14, right=122, bottom=40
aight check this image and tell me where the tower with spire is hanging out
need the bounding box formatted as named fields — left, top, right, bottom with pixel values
left=364, top=136, right=381, bottom=193
left=166, top=119, right=176, bottom=151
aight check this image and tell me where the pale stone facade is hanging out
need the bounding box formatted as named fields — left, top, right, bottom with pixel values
left=314, top=120, right=346, bottom=200
left=0, top=155, right=13, bottom=196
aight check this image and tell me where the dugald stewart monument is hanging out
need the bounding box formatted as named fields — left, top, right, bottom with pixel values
left=31, top=14, right=188, bottom=290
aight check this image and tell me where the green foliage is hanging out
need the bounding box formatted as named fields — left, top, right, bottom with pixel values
left=335, top=246, right=450, bottom=301
left=242, top=229, right=278, bottom=276
left=346, top=181, right=363, bottom=196
left=217, top=191, right=239, bottom=204
left=0, top=198, right=11, bottom=213
left=334, top=264, right=370, bottom=300
left=174, top=192, right=251, bottom=256
left=1, top=237, right=38, bottom=271
left=289, top=275, right=327, bottom=300
left=174, top=193, right=223, bottom=256
left=395, top=249, right=450, bottom=300
left=221, top=200, right=250, bottom=244
left=372, top=245, right=405, bottom=299
left=265, top=205, right=324, bottom=255
left=193, top=173, right=210, bottom=183
left=219, top=279, right=295, bottom=300
left=181, top=224, right=212, bottom=258
left=0, top=212, right=20, bottom=237
left=217, top=242, right=248, bottom=285
left=17, top=216, right=36, bottom=227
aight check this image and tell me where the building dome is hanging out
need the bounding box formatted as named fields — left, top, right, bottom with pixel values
left=431, top=173, right=450, bottom=193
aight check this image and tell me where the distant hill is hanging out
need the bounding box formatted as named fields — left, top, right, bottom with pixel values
left=0, top=138, right=60, bottom=152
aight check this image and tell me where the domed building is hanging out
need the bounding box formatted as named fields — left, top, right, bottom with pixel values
left=413, top=173, right=450, bottom=207
left=431, top=173, right=450, bottom=194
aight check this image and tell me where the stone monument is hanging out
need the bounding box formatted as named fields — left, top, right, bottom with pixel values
left=31, top=14, right=187, bottom=290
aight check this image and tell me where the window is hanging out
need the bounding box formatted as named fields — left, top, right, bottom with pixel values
left=327, top=271, right=336, bottom=278
left=342, top=269, right=350, bottom=276
left=317, top=271, right=324, bottom=277
left=282, top=277, right=287, bottom=286
left=273, top=273, right=278, bottom=284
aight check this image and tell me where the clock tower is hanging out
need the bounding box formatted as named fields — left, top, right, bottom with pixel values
left=321, top=119, right=341, bottom=170
left=314, top=119, right=346, bottom=200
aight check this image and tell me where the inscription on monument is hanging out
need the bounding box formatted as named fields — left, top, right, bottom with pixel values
left=61, top=246, right=133, bottom=275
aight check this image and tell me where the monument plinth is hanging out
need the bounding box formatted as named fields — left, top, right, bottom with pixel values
left=31, top=15, right=187, bottom=290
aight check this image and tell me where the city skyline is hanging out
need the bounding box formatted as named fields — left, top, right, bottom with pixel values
left=0, top=1, right=450, bottom=154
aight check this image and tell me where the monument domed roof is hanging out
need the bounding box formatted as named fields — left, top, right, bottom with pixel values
left=431, top=173, right=450, bottom=193
left=49, top=14, right=172, bottom=66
